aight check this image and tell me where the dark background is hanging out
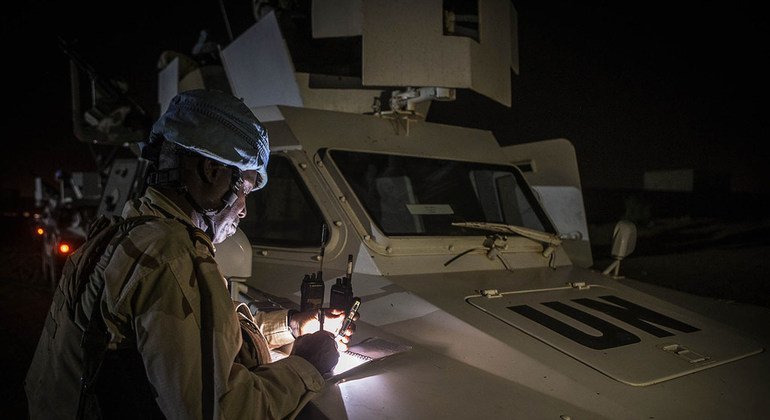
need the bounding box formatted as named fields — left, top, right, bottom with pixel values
left=3, top=1, right=767, bottom=280
left=1, top=1, right=767, bottom=201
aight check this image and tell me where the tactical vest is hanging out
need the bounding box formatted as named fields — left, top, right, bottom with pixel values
left=25, top=215, right=198, bottom=419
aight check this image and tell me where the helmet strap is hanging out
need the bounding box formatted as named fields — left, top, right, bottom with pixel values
left=181, top=187, right=218, bottom=238
left=182, top=166, right=243, bottom=239
left=147, top=154, right=244, bottom=240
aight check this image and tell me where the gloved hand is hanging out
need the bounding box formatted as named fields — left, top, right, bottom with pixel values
left=290, top=308, right=359, bottom=351
left=290, top=330, right=340, bottom=375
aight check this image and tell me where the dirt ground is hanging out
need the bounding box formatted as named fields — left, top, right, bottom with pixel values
left=2, top=214, right=769, bottom=418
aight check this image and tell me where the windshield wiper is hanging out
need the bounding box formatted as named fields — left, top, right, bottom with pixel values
left=451, top=222, right=563, bottom=260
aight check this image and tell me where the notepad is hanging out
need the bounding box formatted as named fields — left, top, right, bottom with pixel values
left=328, top=336, right=411, bottom=378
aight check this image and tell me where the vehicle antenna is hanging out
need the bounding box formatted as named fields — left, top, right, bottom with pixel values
left=318, top=223, right=327, bottom=277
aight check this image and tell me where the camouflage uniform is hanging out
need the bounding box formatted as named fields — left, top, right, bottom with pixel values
left=25, top=187, right=323, bottom=419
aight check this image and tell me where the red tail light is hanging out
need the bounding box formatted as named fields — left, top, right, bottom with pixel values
left=36, top=227, right=45, bottom=236
left=58, top=243, right=72, bottom=255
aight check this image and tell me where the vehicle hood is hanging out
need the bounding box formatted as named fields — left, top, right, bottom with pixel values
left=313, top=265, right=769, bottom=419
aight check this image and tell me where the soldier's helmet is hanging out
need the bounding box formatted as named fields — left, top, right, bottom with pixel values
left=145, top=89, right=270, bottom=189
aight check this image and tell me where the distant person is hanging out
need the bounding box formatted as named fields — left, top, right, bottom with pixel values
left=25, top=89, right=355, bottom=419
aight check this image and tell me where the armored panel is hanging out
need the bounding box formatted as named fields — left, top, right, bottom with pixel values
left=502, top=139, right=593, bottom=268
left=220, top=11, right=303, bottom=109
left=295, top=73, right=380, bottom=115
left=312, top=0, right=363, bottom=38
left=157, top=57, right=179, bottom=115
left=214, top=228, right=253, bottom=279
left=96, top=159, right=145, bottom=218
left=362, top=0, right=515, bottom=106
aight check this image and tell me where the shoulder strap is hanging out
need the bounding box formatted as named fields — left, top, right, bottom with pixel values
left=65, top=215, right=160, bottom=314
left=75, top=215, right=160, bottom=419
left=76, top=214, right=215, bottom=419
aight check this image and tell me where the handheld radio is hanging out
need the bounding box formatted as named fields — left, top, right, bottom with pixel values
left=300, top=224, right=327, bottom=312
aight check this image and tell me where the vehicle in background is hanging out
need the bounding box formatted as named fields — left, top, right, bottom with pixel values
left=33, top=171, right=100, bottom=287
left=36, top=38, right=152, bottom=288
left=67, top=1, right=770, bottom=418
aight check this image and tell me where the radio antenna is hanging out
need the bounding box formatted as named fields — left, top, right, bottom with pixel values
left=318, top=223, right=327, bottom=276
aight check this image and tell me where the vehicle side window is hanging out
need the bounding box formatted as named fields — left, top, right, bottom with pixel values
left=240, top=156, right=325, bottom=247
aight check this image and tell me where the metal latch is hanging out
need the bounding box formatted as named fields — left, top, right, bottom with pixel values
left=477, top=289, right=502, bottom=298
left=661, top=344, right=709, bottom=363
left=568, top=281, right=590, bottom=290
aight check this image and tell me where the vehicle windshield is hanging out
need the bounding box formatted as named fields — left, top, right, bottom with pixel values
left=329, top=150, right=555, bottom=236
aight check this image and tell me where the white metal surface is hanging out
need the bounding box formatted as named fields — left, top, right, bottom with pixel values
left=157, top=57, right=179, bottom=115
left=220, top=12, right=303, bottom=108
left=151, top=5, right=770, bottom=417
left=311, top=0, right=363, bottom=38
left=362, top=0, right=515, bottom=106
left=235, top=107, right=770, bottom=419
left=502, top=139, right=593, bottom=268
left=215, top=227, right=253, bottom=279
left=466, top=283, right=762, bottom=386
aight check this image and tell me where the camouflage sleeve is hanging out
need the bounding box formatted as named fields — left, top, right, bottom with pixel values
left=221, top=356, right=324, bottom=419
left=125, top=245, right=323, bottom=419
left=254, top=309, right=296, bottom=348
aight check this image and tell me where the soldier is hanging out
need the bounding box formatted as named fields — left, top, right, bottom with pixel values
left=26, top=89, right=354, bottom=419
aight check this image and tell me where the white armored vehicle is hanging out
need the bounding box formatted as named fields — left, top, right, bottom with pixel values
left=82, top=1, right=770, bottom=418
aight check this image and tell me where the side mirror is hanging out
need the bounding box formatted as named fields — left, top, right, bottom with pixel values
left=602, top=220, right=637, bottom=278
left=611, top=220, right=637, bottom=259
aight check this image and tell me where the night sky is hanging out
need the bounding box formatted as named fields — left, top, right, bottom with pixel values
left=2, top=1, right=767, bottom=202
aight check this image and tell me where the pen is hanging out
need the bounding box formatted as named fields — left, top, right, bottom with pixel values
left=337, top=298, right=361, bottom=338
left=345, top=254, right=353, bottom=284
